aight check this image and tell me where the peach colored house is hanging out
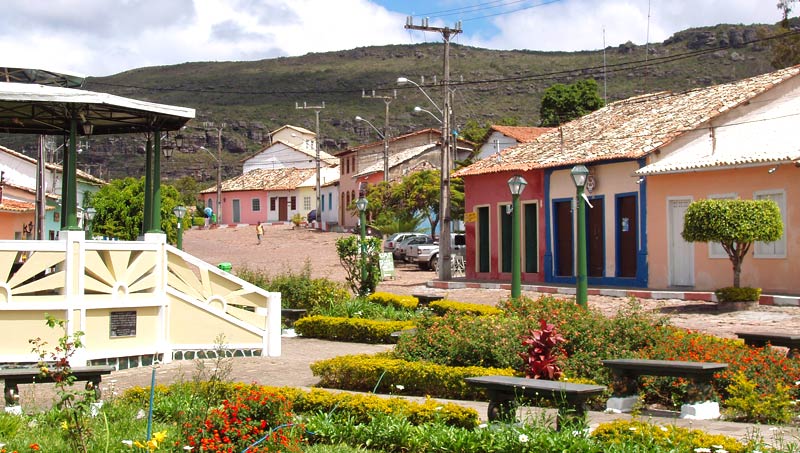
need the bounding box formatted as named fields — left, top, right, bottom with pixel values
left=457, top=64, right=800, bottom=293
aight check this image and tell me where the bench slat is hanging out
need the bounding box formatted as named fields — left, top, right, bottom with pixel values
left=736, top=332, right=800, bottom=348
left=465, top=375, right=605, bottom=397
left=602, top=359, right=727, bottom=379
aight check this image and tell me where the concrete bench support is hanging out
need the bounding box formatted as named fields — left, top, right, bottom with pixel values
left=465, top=375, right=605, bottom=430
left=602, top=359, right=727, bottom=420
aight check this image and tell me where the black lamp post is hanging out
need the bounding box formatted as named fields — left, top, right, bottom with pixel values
left=173, top=206, right=187, bottom=250
left=356, top=196, right=368, bottom=292
left=570, top=165, right=590, bottom=307
left=507, top=175, right=527, bottom=299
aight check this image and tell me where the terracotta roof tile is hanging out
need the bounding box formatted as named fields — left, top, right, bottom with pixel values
left=456, top=65, right=800, bottom=177
left=0, top=198, right=36, bottom=212
left=489, top=125, right=551, bottom=143
left=355, top=144, right=436, bottom=177
left=200, top=167, right=316, bottom=193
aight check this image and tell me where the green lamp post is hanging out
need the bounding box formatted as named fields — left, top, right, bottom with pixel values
left=507, top=175, right=527, bottom=299
left=356, top=196, right=368, bottom=292
left=570, top=165, right=590, bottom=307
left=173, top=205, right=187, bottom=250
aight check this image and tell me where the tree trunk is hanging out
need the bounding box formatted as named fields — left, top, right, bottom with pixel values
left=732, top=255, right=741, bottom=288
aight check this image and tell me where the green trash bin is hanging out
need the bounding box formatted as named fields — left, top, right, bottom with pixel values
left=218, top=262, right=232, bottom=272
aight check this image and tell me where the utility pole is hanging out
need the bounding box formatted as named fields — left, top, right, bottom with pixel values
left=361, top=90, right=396, bottom=182
left=204, top=122, right=225, bottom=225
left=405, top=16, right=462, bottom=281
left=295, top=101, right=325, bottom=228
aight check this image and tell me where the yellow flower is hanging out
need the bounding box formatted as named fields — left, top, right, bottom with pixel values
left=134, top=441, right=147, bottom=449
left=61, top=420, right=69, bottom=430
left=152, top=431, right=167, bottom=443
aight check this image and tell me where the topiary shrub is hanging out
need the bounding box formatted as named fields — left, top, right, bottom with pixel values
left=294, top=315, right=414, bottom=343
left=715, top=286, right=761, bottom=302
left=428, top=299, right=502, bottom=316
left=310, top=353, right=515, bottom=400
left=368, top=292, right=419, bottom=310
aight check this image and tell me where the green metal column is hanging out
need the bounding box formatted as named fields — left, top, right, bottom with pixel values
left=143, top=136, right=153, bottom=233
left=64, top=117, right=80, bottom=230
left=511, top=192, right=522, bottom=299
left=149, top=131, right=163, bottom=233
left=576, top=186, right=588, bottom=307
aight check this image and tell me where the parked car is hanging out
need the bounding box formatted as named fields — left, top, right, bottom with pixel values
left=393, top=235, right=434, bottom=261
left=383, top=232, right=428, bottom=254
left=307, top=209, right=317, bottom=223
left=406, top=233, right=466, bottom=271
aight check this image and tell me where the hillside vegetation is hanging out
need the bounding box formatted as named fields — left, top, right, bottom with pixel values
left=3, top=23, right=785, bottom=183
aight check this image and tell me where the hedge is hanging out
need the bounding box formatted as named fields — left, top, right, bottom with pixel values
left=294, top=315, right=414, bottom=343
left=310, top=353, right=516, bottom=400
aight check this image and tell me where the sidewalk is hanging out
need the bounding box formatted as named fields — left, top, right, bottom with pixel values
left=103, top=337, right=799, bottom=443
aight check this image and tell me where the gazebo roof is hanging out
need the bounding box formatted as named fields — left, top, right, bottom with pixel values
left=0, top=81, right=195, bottom=135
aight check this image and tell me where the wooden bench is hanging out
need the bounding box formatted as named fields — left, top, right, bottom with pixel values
left=602, top=359, right=727, bottom=418
left=281, top=308, right=308, bottom=327
left=465, top=375, right=606, bottom=429
left=412, top=294, right=443, bottom=307
left=1, top=365, right=115, bottom=408
left=736, top=332, right=800, bottom=358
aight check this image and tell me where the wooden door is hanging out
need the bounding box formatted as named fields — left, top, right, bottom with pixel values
left=554, top=200, right=573, bottom=277
left=617, top=195, right=637, bottom=278
left=669, top=198, right=694, bottom=286
left=278, top=197, right=288, bottom=221
left=587, top=198, right=604, bottom=277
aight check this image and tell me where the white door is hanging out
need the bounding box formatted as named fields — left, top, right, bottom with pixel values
left=668, top=198, right=694, bottom=286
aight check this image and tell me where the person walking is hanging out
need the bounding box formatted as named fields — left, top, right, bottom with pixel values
left=256, top=221, right=264, bottom=245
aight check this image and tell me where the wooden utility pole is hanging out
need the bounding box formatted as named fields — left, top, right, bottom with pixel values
left=295, top=102, right=325, bottom=228
left=405, top=17, right=461, bottom=281
left=361, top=90, right=396, bottom=182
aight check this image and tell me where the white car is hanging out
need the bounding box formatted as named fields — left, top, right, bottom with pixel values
left=383, top=232, right=427, bottom=255
left=393, top=234, right=434, bottom=261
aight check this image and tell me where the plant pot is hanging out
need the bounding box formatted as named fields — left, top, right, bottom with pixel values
left=716, top=300, right=758, bottom=312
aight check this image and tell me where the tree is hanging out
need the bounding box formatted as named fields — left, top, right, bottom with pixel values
left=539, top=79, right=604, bottom=127
left=335, top=235, right=382, bottom=296
left=682, top=199, right=783, bottom=288
left=771, top=0, right=800, bottom=68
left=172, top=175, right=203, bottom=208
left=91, top=177, right=182, bottom=244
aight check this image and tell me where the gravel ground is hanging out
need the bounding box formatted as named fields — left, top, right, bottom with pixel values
left=183, top=223, right=800, bottom=341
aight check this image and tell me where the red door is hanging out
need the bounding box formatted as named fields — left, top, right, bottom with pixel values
left=278, top=197, right=288, bottom=221
left=587, top=198, right=604, bottom=277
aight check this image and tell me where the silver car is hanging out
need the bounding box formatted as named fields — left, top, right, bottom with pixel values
left=394, top=235, right=434, bottom=261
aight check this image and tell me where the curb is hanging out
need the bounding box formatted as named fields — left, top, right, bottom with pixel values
left=428, top=281, right=800, bottom=306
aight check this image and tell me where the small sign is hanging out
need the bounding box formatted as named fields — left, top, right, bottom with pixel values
left=621, top=217, right=630, bottom=232
left=110, top=310, right=137, bottom=337
left=464, top=212, right=477, bottom=223
left=379, top=252, right=395, bottom=280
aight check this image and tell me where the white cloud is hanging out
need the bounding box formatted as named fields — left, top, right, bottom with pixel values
left=0, top=0, right=786, bottom=77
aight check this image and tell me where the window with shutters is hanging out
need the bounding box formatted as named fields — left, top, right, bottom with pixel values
left=754, top=190, right=787, bottom=258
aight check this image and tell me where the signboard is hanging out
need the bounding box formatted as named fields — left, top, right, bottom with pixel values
left=379, top=252, right=395, bottom=280
left=110, top=310, right=137, bottom=337
left=464, top=212, right=477, bottom=223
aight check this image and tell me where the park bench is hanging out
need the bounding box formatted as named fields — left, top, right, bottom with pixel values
left=412, top=293, right=443, bottom=307
left=736, top=331, right=800, bottom=358
left=602, top=359, right=727, bottom=419
left=1, top=365, right=115, bottom=411
left=281, top=308, right=308, bottom=327
left=465, top=375, right=606, bottom=429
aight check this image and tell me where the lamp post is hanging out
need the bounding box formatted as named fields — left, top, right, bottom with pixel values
left=199, top=145, right=222, bottom=225
left=507, top=175, right=527, bottom=299
left=413, top=106, right=442, bottom=124
left=85, top=207, right=96, bottom=240
left=355, top=116, right=388, bottom=181
left=173, top=205, right=187, bottom=250
left=356, top=196, right=368, bottom=292
left=571, top=165, right=590, bottom=307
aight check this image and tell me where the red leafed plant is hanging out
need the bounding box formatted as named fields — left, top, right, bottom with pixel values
left=519, top=319, right=567, bottom=380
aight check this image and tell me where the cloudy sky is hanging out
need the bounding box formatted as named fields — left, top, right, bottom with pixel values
left=0, top=0, right=780, bottom=77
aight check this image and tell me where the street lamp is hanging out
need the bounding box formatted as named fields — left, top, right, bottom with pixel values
left=507, top=175, right=527, bottom=299
left=413, top=106, right=442, bottom=124
left=355, top=116, right=389, bottom=182
left=571, top=164, right=590, bottom=307
left=173, top=205, right=187, bottom=250
left=85, top=207, right=96, bottom=240
left=356, top=196, right=369, bottom=293
left=397, top=77, right=443, bottom=115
